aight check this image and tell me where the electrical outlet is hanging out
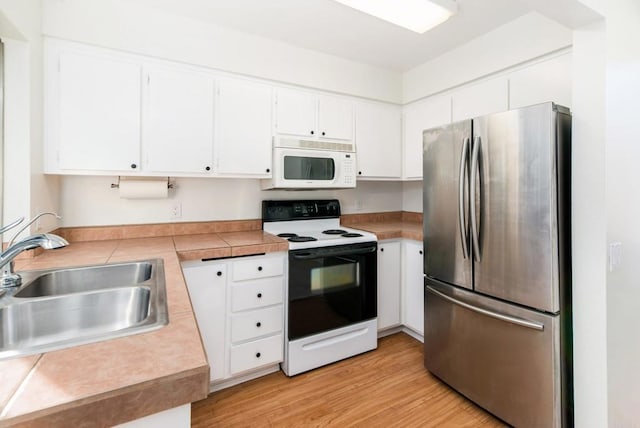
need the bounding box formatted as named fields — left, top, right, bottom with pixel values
left=171, top=201, right=182, bottom=219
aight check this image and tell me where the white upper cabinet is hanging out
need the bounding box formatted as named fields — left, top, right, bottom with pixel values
left=355, top=101, right=402, bottom=179
left=403, top=95, right=451, bottom=179
left=275, top=88, right=317, bottom=138
left=451, top=77, right=508, bottom=122
left=317, top=95, right=354, bottom=141
left=275, top=88, right=354, bottom=141
left=508, top=53, right=572, bottom=110
left=54, top=50, right=142, bottom=172
left=143, top=65, right=215, bottom=174
left=214, top=78, right=273, bottom=176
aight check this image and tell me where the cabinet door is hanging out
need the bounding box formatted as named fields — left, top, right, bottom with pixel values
left=215, top=78, right=273, bottom=176
left=58, top=51, right=141, bottom=172
left=377, top=241, right=401, bottom=330
left=355, top=101, right=402, bottom=178
left=275, top=88, right=317, bottom=138
left=403, top=95, right=451, bottom=179
left=509, top=53, right=572, bottom=110
left=451, top=77, right=508, bottom=122
left=182, top=263, right=227, bottom=381
left=403, top=241, right=424, bottom=335
left=318, top=95, right=354, bottom=141
left=144, top=66, right=214, bottom=173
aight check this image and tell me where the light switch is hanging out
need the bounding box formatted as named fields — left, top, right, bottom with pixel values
left=609, top=241, right=622, bottom=272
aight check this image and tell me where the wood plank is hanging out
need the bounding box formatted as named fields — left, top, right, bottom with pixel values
left=191, top=333, right=506, bottom=427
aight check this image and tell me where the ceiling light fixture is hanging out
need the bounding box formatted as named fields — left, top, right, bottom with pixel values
left=333, top=0, right=458, bottom=34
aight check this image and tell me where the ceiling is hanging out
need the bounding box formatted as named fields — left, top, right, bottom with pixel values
left=127, top=0, right=534, bottom=72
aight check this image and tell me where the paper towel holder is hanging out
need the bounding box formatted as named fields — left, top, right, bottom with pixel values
left=110, top=176, right=174, bottom=189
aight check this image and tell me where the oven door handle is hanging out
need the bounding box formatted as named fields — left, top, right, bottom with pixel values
left=291, top=245, right=377, bottom=260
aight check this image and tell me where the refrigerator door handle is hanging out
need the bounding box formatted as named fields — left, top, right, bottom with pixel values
left=470, top=136, right=482, bottom=262
left=426, top=286, right=545, bottom=331
left=458, top=137, right=470, bottom=259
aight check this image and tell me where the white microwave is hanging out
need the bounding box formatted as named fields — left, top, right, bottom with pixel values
left=262, top=138, right=357, bottom=190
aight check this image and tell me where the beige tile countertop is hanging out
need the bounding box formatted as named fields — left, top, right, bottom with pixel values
left=341, top=211, right=423, bottom=241
left=0, top=229, right=288, bottom=427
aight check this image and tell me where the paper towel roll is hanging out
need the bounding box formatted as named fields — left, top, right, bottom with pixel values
left=118, top=179, right=168, bottom=199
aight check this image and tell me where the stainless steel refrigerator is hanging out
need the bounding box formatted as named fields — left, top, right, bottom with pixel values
left=423, top=102, right=572, bottom=428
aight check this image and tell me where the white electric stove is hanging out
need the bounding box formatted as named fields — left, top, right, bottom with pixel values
left=262, top=199, right=378, bottom=376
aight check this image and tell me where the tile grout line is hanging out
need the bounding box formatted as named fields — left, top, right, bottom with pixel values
left=1, top=355, right=45, bottom=419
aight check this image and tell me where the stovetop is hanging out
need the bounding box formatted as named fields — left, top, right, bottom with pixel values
left=262, top=199, right=377, bottom=249
left=263, top=218, right=377, bottom=250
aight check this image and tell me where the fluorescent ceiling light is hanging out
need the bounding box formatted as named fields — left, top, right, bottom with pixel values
left=333, top=0, right=457, bottom=34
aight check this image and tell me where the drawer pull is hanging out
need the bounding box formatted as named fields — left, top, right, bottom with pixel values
left=217, top=271, right=222, bottom=277
left=256, top=352, right=261, bottom=358
left=258, top=266, right=263, bottom=271
left=257, top=292, right=263, bottom=298
left=256, top=322, right=262, bottom=327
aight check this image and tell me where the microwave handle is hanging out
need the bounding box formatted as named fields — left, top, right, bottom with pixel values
left=291, top=245, right=377, bottom=260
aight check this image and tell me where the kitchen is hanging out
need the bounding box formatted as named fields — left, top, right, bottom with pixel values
left=0, top=0, right=635, bottom=426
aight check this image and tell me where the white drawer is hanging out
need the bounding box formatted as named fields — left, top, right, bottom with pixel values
left=231, top=276, right=283, bottom=312
left=232, top=256, right=284, bottom=282
left=229, top=334, right=283, bottom=375
left=231, top=306, right=283, bottom=343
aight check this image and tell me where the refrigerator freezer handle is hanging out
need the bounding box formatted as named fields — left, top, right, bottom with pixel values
left=470, top=136, right=482, bottom=262
left=458, top=137, right=470, bottom=259
left=426, top=285, right=545, bottom=331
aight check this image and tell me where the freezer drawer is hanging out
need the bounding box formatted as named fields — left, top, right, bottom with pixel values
left=424, top=279, right=561, bottom=428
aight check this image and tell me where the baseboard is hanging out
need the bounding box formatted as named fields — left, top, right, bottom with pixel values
left=401, top=327, right=424, bottom=343
left=377, top=325, right=403, bottom=338
left=209, top=364, right=281, bottom=393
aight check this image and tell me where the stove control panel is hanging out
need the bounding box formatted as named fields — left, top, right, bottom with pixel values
left=262, top=199, right=341, bottom=222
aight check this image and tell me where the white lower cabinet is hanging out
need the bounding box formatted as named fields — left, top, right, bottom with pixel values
left=377, top=241, right=401, bottom=331
left=181, top=262, right=226, bottom=381
left=403, top=240, right=424, bottom=336
left=182, top=252, right=286, bottom=390
left=229, top=334, right=284, bottom=375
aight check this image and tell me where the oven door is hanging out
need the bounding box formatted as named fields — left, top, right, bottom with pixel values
left=288, top=242, right=377, bottom=340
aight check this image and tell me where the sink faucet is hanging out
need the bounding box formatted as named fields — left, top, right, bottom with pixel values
left=0, top=213, right=69, bottom=288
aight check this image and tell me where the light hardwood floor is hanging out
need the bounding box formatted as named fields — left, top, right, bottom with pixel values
left=191, top=333, right=506, bottom=427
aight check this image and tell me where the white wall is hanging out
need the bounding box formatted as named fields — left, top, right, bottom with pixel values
left=41, top=0, right=402, bottom=104
left=0, top=0, right=61, bottom=239
left=402, top=181, right=422, bottom=213
left=571, top=19, right=608, bottom=428
left=605, top=1, right=640, bottom=425
left=59, top=176, right=403, bottom=227
left=402, top=12, right=572, bottom=103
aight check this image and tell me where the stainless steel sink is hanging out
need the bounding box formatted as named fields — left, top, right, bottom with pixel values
left=14, top=261, right=153, bottom=298
left=0, top=259, right=168, bottom=360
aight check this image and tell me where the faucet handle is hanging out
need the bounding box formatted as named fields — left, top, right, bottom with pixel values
left=8, top=213, right=62, bottom=248
left=0, top=217, right=25, bottom=236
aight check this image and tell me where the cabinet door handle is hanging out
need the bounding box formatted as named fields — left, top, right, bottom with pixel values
left=256, top=322, right=262, bottom=327
left=322, top=131, right=326, bottom=136
left=419, top=250, right=423, bottom=255
left=130, top=163, right=137, bottom=169
left=257, top=292, right=263, bottom=298
left=205, top=166, right=211, bottom=171
left=266, top=168, right=270, bottom=173
left=310, top=130, right=315, bottom=135
left=256, top=352, right=261, bottom=358
left=258, top=266, right=263, bottom=272
left=216, top=271, right=222, bottom=277
left=380, top=248, right=384, bottom=252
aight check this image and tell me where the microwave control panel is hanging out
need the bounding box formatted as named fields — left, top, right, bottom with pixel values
left=343, top=153, right=355, bottom=186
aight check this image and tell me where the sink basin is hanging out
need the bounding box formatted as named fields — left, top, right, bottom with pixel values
left=15, top=261, right=153, bottom=298
left=0, top=259, right=168, bottom=360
